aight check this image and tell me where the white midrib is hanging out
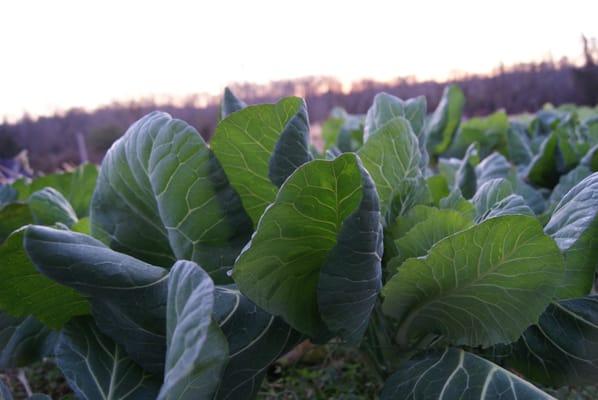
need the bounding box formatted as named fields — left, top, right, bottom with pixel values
left=106, top=346, right=120, bottom=400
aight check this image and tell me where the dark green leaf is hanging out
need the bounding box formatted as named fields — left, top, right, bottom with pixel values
left=544, top=172, right=598, bottom=298
left=159, top=261, right=228, bottom=400
left=91, top=111, right=252, bottom=282
left=211, top=97, right=311, bottom=225
left=234, top=154, right=382, bottom=342
left=455, top=143, right=479, bottom=198
left=0, top=313, right=57, bottom=368
left=446, top=111, right=509, bottom=159
left=492, top=296, right=598, bottom=388
left=55, top=317, right=161, bottom=400
left=383, top=216, right=563, bottom=348
left=213, top=286, right=303, bottom=399
left=25, top=226, right=168, bottom=373
left=380, top=348, right=552, bottom=399
left=527, top=131, right=559, bottom=188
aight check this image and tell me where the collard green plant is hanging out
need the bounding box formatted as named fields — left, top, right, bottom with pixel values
left=1, top=86, right=597, bottom=399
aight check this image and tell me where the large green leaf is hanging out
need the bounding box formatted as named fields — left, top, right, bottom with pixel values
left=213, top=286, right=303, bottom=399
left=233, top=154, right=382, bottom=342
left=383, top=215, right=563, bottom=348
left=425, top=85, right=465, bottom=155
left=358, top=117, right=425, bottom=224
left=0, top=313, right=57, bottom=368
left=159, top=261, right=228, bottom=400
left=380, top=348, right=553, bottom=399
left=220, top=87, right=246, bottom=119
left=12, top=163, right=98, bottom=217
left=211, top=97, right=312, bottom=225
left=91, top=111, right=253, bottom=283
left=55, top=317, right=161, bottom=400
left=0, top=228, right=89, bottom=328
left=544, top=172, right=598, bottom=298
left=24, top=226, right=168, bottom=374
left=364, top=92, right=426, bottom=139
left=492, top=296, right=598, bottom=387
left=28, top=187, right=77, bottom=227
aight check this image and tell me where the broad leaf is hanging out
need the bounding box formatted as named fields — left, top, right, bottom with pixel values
left=91, top=111, right=252, bottom=282
left=28, top=187, right=77, bottom=227
left=211, top=97, right=312, bottom=225
left=0, top=228, right=89, bottom=328
left=213, top=286, right=303, bottom=399
left=25, top=226, right=168, bottom=373
left=159, top=261, right=228, bottom=400
left=492, top=296, right=598, bottom=387
left=234, top=154, right=382, bottom=342
left=544, top=172, right=598, bottom=298
left=364, top=92, right=426, bottom=139
left=425, top=85, right=465, bottom=155
left=221, top=87, right=246, bottom=118
left=358, top=117, right=425, bottom=224
left=55, top=317, right=161, bottom=400
left=380, top=348, right=552, bottom=399
left=383, top=215, right=563, bottom=347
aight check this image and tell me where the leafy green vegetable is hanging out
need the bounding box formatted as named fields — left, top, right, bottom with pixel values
left=55, top=317, right=161, bottom=400
left=492, top=296, right=598, bottom=387
left=383, top=216, right=563, bottom=348
left=91, top=111, right=253, bottom=282
left=234, top=154, right=382, bottom=342
left=24, top=226, right=168, bottom=373
left=159, top=261, right=228, bottom=400
left=380, top=348, right=552, bottom=399
left=212, top=97, right=312, bottom=225
left=544, top=172, right=598, bottom=298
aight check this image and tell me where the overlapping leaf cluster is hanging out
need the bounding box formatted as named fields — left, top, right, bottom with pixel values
left=0, top=85, right=597, bottom=399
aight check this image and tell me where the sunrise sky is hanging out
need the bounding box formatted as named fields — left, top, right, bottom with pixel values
left=1, top=0, right=597, bottom=121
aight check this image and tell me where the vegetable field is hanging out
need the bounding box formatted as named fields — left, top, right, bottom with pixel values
left=1, top=85, right=597, bottom=399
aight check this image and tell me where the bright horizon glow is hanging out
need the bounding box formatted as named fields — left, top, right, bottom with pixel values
left=1, top=0, right=597, bottom=121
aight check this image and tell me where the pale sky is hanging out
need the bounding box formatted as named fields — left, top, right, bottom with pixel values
left=1, top=0, right=597, bottom=121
